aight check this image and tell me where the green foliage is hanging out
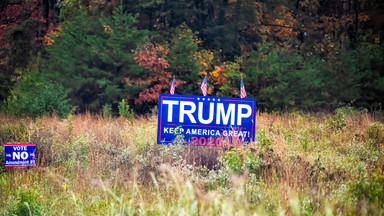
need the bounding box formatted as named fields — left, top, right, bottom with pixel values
left=6, top=69, right=71, bottom=118
left=118, top=99, right=134, bottom=123
left=323, top=44, right=384, bottom=109
left=215, top=61, right=242, bottom=98
left=335, top=106, right=362, bottom=116
left=66, top=113, right=74, bottom=137
left=241, top=42, right=384, bottom=112
left=256, top=129, right=272, bottom=151
left=244, top=151, right=263, bottom=174
left=42, top=7, right=148, bottom=112
left=4, top=20, right=37, bottom=69
left=298, top=129, right=309, bottom=151
left=327, top=108, right=346, bottom=131
left=0, top=146, right=4, bottom=174
left=335, top=108, right=347, bottom=130
left=8, top=189, right=43, bottom=216
left=0, top=20, right=38, bottom=101
left=1, top=0, right=384, bottom=113
left=173, top=126, right=185, bottom=145
left=53, top=135, right=90, bottom=168
left=224, top=149, right=242, bottom=174
left=367, top=122, right=384, bottom=147
left=102, top=103, right=112, bottom=118
left=242, top=43, right=325, bottom=111
left=223, top=149, right=263, bottom=175
left=350, top=173, right=384, bottom=207
left=167, top=27, right=202, bottom=95
left=289, top=196, right=319, bottom=216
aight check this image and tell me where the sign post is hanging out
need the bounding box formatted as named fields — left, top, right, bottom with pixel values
left=4, top=143, right=36, bottom=167
left=157, top=94, right=256, bottom=146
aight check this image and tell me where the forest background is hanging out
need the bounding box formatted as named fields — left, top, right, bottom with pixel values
left=1, top=1, right=384, bottom=215
left=0, top=0, right=384, bottom=116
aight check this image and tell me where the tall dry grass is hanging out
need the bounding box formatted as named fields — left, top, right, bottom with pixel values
left=0, top=109, right=383, bottom=215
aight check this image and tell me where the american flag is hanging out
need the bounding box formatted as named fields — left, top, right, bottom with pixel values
left=240, top=78, right=247, bottom=98
left=6, top=154, right=11, bottom=157
left=170, top=77, right=175, bottom=95
left=201, top=75, right=207, bottom=96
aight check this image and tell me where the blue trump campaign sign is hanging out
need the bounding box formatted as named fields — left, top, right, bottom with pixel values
left=157, top=94, right=256, bottom=146
left=4, top=143, right=36, bottom=167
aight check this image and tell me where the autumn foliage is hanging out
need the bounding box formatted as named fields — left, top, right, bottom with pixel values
left=134, top=43, right=184, bottom=105
left=0, top=0, right=58, bottom=48
left=0, top=0, right=383, bottom=114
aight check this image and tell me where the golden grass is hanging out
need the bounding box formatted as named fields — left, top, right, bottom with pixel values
left=0, top=111, right=383, bottom=215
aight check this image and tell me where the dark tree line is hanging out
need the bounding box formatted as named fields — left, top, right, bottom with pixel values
left=0, top=0, right=383, bottom=116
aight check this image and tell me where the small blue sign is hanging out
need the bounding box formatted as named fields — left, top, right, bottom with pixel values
left=4, top=143, right=36, bottom=167
left=157, top=94, right=256, bottom=146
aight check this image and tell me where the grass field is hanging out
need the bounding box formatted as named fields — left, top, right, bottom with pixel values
left=0, top=109, right=383, bottom=215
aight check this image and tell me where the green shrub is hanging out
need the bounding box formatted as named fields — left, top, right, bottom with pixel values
left=66, top=113, right=74, bottom=137
left=244, top=151, right=263, bottom=175
left=298, top=129, right=309, bottom=151
left=118, top=99, right=134, bottom=123
left=224, top=149, right=242, bottom=174
left=350, top=173, right=384, bottom=207
left=335, top=108, right=346, bottom=130
left=173, top=126, right=185, bottom=145
left=327, top=108, right=346, bottom=131
left=367, top=122, right=384, bottom=147
left=102, top=103, right=112, bottom=118
left=336, top=106, right=362, bottom=116
left=42, top=8, right=149, bottom=112
left=0, top=146, right=4, bottom=174
left=59, top=135, right=90, bottom=168
left=256, top=129, right=272, bottom=151
left=9, top=189, right=43, bottom=216
left=6, top=71, right=71, bottom=118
